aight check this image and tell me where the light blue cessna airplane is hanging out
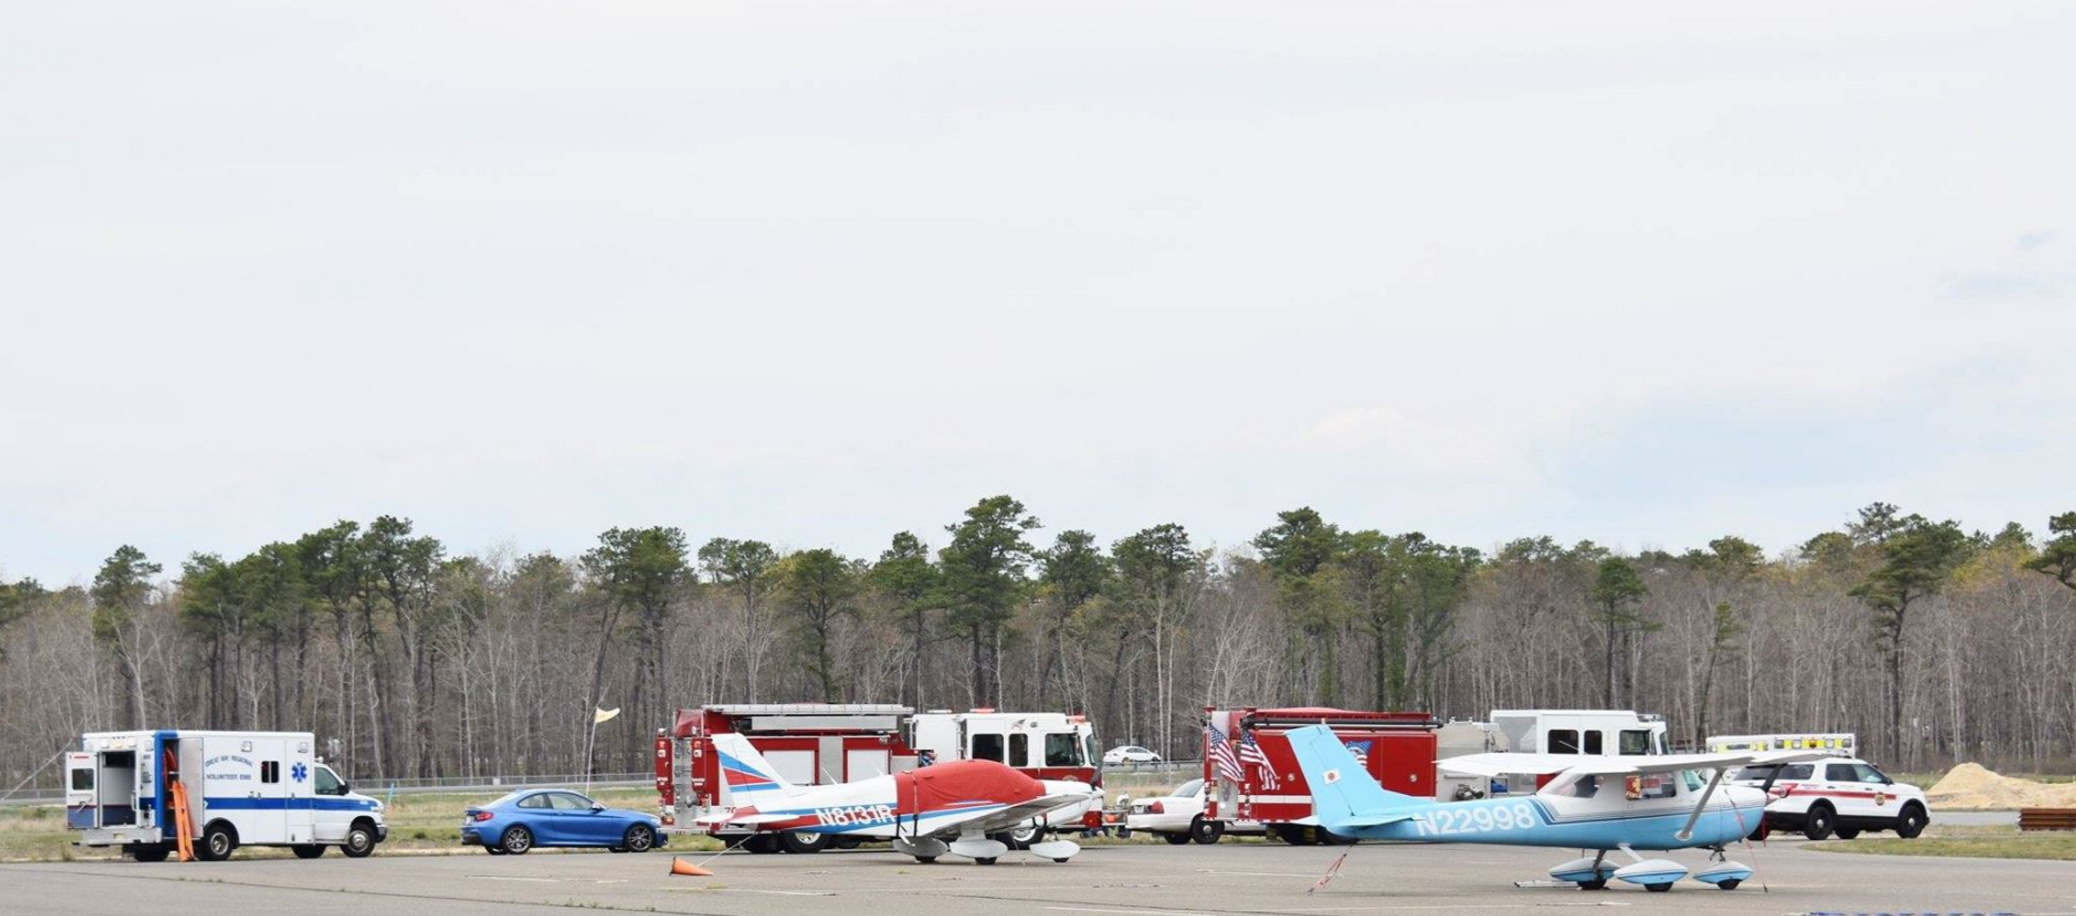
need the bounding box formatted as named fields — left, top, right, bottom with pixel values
left=1285, top=724, right=1820, bottom=892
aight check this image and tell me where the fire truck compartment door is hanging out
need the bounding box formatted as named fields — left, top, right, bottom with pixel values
left=847, top=748, right=891, bottom=781
left=763, top=750, right=817, bottom=787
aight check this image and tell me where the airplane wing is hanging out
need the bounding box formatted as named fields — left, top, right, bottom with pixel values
left=690, top=811, right=796, bottom=826
left=1440, top=749, right=1832, bottom=780
left=927, top=792, right=1093, bottom=837
left=1436, top=753, right=1585, bottom=778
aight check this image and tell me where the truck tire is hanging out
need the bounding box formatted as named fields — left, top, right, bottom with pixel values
left=343, top=822, right=379, bottom=858
left=743, top=833, right=782, bottom=854
left=292, top=844, right=326, bottom=859
left=499, top=825, right=534, bottom=855
left=1802, top=803, right=1836, bottom=841
left=1190, top=817, right=1224, bottom=845
left=778, top=830, right=830, bottom=854
left=198, top=822, right=238, bottom=861
left=129, top=843, right=171, bottom=863
left=1895, top=803, right=1928, bottom=839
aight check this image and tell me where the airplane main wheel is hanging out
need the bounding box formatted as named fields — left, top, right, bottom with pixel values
left=1162, top=832, right=1191, bottom=845
left=1717, top=879, right=1742, bottom=890
left=914, top=855, right=938, bottom=864
left=779, top=830, right=831, bottom=854
left=1646, top=883, right=1673, bottom=893
left=974, top=857, right=998, bottom=865
left=1576, top=879, right=1607, bottom=891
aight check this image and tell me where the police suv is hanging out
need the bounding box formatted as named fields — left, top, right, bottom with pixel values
left=1729, top=756, right=1930, bottom=840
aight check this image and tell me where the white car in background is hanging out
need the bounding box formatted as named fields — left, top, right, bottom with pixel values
left=1124, top=778, right=1263, bottom=844
left=1103, top=745, right=1162, bottom=765
left=1730, top=757, right=1931, bottom=840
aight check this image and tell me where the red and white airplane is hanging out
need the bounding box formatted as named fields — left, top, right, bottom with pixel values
left=696, top=733, right=1098, bottom=865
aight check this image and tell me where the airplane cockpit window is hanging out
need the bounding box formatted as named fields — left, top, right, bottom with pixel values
left=1636, top=774, right=1678, bottom=800
left=1550, top=774, right=1600, bottom=798
left=1681, top=770, right=1705, bottom=792
left=971, top=734, right=1005, bottom=762
left=1547, top=729, right=1580, bottom=754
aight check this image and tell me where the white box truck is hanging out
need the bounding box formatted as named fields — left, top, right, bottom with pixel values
left=67, top=729, right=388, bottom=861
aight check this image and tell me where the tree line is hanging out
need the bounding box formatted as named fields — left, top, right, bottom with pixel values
left=4, top=500, right=2074, bottom=791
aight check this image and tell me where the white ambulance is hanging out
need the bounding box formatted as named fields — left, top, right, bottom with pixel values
left=68, top=729, right=388, bottom=861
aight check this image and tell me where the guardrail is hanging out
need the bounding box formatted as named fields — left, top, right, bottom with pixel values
left=2019, top=807, right=2076, bottom=831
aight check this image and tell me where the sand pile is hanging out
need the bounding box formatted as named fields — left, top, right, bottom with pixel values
left=1926, top=763, right=2076, bottom=810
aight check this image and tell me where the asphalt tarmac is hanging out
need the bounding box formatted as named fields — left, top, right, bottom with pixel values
left=1, top=837, right=2067, bottom=916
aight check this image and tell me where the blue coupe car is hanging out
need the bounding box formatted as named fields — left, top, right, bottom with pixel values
left=462, top=789, right=666, bottom=855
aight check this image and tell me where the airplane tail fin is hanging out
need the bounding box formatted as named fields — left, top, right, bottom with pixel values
left=710, top=733, right=808, bottom=808
left=1285, top=724, right=1427, bottom=829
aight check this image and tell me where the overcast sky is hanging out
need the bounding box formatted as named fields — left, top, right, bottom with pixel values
left=5, top=2, right=2072, bottom=584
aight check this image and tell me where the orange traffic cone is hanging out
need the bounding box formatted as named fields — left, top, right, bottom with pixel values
left=669, top=857, right=714, bottom=877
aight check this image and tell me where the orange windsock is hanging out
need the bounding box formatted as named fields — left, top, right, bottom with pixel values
left=669, top=857, right=714, bottom=877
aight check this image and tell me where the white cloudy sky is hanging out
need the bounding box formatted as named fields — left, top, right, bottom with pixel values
left=5, top=1, right=2072, bottom=583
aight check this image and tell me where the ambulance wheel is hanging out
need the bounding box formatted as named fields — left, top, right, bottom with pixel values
left=292, top=844, right=326, bottom=859
left=129, top=843, right=171, bottom=863
left=1802, top=803, right=1836, bottom=841
left=1717, top=879, right=1741, bottom=890
left=743, top=833, right=782, bottom=854
left=1190, top=816, right=1224, bottom=844
left=1645, top=883, right=1672, bottom=893
left=499, top=825, right=534, bottom=855
left=1162, top=832, right=1191, bottom=845
left=198, top=822, right=238, bottom=861
left=1895, top=803, right=1928, bottom=838
left=778, top=830, right=830, bottom=854
left=343, top=822, right=379, bottom=858
left=1833, top=827, right=1860, bottom=840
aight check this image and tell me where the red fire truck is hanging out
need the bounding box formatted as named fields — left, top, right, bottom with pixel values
left=655, top=704, right=1103, bottom=853
left=1202, top=706, right=1438, bottom=844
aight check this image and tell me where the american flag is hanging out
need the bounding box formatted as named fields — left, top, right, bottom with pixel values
left=1205, top=722, right=1245, bottom=783
left=1239, top=731, right=1277, bottom=790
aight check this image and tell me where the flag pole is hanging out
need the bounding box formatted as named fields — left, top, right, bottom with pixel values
left=584, top=716, right=598, bottom=794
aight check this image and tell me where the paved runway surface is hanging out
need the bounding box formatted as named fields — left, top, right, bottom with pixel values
left=2, top=839, right=2068, bottom=916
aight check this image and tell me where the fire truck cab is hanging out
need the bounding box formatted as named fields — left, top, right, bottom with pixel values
left=657, top=704, right=1100, bottom=854
left=1202, top=707, right=1438, bottom=845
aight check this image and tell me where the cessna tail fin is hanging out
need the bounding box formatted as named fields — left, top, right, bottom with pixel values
left=1285, top=724, right=1426, bottom=831
left=710, top=733, right=808, bottom=808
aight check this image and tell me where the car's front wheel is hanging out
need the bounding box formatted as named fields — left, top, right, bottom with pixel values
left=1803, top=803, right=1837, bottom=841
left=500, top=825, right=534, bottom=855
left=1895, top=803, right=1928, bottom=839
left=623, top=824, right=657, bottom=853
